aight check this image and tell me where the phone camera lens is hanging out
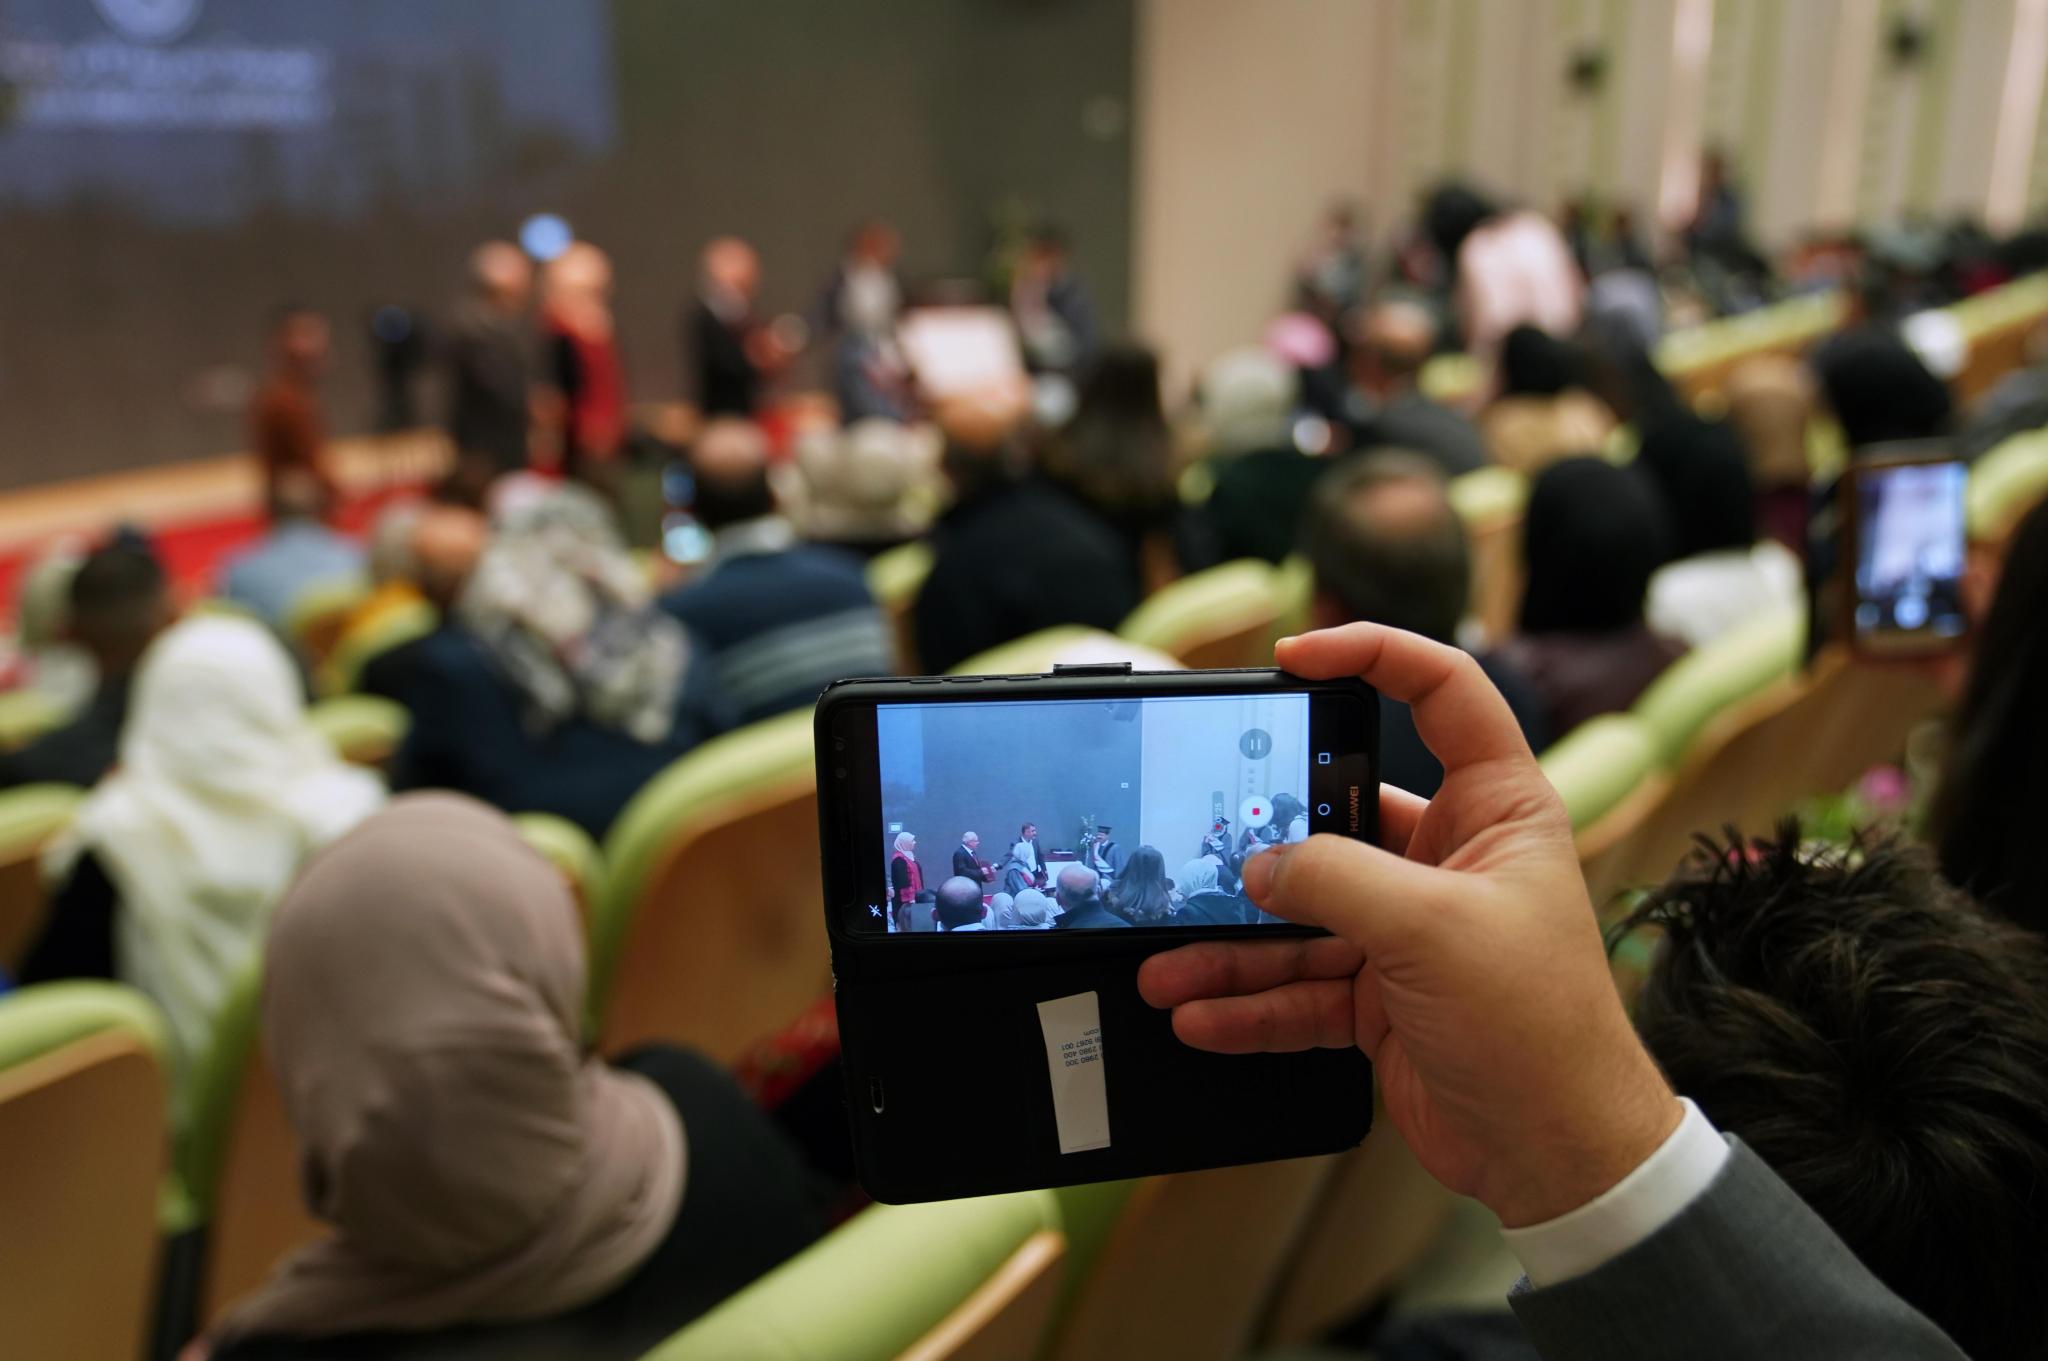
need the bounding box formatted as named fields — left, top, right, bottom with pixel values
left=835, top=766, right=848, bottom=779
left=834, top=736, right=846, bottom=752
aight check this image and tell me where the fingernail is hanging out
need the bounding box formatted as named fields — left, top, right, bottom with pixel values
left=1276, top=635, right=1297, bottom=649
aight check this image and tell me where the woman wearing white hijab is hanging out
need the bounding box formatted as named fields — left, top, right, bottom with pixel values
left=203, top=794, right=827, bottom=1360
left=35, top=613, right=384, bottom=1089
left=1170, top=856, right=1246, bottom=927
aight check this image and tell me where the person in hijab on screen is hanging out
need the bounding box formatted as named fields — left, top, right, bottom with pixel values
left=200, top=794, right=828, bottom=1361
left=24, top=614, right=385, bottom=1091
left=1496, top=457, right=1686, bottom=738
left=1639, top=415, right=1804, bottom=648
left=388, top=482, right=732, bottom=838
left=1009, top=887, right=1056, bottom=929
left=1170, top=857, right=1245, bottom=927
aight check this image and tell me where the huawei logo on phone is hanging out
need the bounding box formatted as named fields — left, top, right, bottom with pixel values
left=1347, top=785, right=1360, bottom=835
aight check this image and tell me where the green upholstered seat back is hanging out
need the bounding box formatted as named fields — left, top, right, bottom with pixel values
left=1630, top=606, right=1804, bottom=768
left=642, top=1191, right=1061, bottom=1361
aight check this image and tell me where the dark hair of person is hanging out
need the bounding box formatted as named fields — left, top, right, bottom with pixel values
left=1615, top=824, right=2048, bottom=1361
left=1929, top=496, right=2048, bottom=932
left=68, top=541, right=167, bottom=661
left=1579, top=331, right=1683, bottom=429
left=688, top=459, right=775, bottom=531
left=1043, top=345, right=1175, bottom=522
left=1423, top=182, right=1499, bottom=269
left=1498, top=325, right=1583, bottom=398
left=1634, top=416, right=1757, bottom=559
left=1269, top=794, right=1305, bottom=832
left=1812, top=327, right=1953, bottom=451
left=1518, top=457, right=1675, bottom=634
left=1308, top=451, right=1470, bottom=643
left=1106, top=846, right=1173, bottom=924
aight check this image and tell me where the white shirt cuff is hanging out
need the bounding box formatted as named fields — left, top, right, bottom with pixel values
left=1501, top=1098, right=1730, bottom=1288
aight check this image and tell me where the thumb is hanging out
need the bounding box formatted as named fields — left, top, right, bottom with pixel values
left=1244, top=834, right=1448, bottom=954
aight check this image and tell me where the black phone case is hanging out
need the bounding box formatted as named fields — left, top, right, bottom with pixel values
left=815, top=666, right=1377, bottom=1204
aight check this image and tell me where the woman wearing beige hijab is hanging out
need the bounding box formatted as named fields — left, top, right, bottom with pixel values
left=203, top=794, right=826, bottom=1361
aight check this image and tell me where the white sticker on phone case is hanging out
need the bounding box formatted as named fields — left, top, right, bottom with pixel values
left=1037, top=991, right=1110, bottom=1154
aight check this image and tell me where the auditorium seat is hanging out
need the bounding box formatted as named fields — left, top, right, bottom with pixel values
left=949, top=628, right=1184, bottom=676
left=1948, top=271, right=2048, bottom=402
left=1117, top=559, right=1282, bottom=668
left=1969, top=428, right=2048, bottom=545
left=1586, top=647, right=1945, bottom=905
left=283, top=578, right=371, bottom=669
left=511, top=811, right=607, bottom=926
left=1044, top=1155, right=1333, bottom=1361
left=641, top=1191, right=1066, bottom=1361
left=0, top=782, right=84, bottom=973
left=0, top=686, right=65, bottom=752
left=1629, top=605, right=1805, bottom=769
left=320, top=595, right=436, bottom=697
left=865, top=540, right=934, bottom=674
left=1536, top=714, right=1669, bottom=908
left=1272, top=554, right=1315, bottom=642
left=306, top=693, right=410, bottom=769
left=1259, top=1089, right=1456, bottom=1347
left=0, top=981, right=169, bottom=1361
left=179, top=960, right=324, bottom=1324
left=1418, top=352, right=1484, bottom=406
left=592, top=708, right=829, bottom=1062
left=1656, top=289, right=1845, bottom=402
left=1446, top=466, right=1528, bottom=644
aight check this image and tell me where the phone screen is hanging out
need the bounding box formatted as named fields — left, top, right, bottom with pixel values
left=868, top=691, right=1330, bottom=934
left=1852, top=458, right=1968, bottom=647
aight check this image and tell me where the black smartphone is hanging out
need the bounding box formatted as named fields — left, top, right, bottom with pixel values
left=815, top=662, right=1379, bottom=1202
left=1842, top=443, right=1970, bottom=658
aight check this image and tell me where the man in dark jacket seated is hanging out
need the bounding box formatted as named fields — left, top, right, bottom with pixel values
left=0, top=539, right=173, bottom=791
left=913, top=388, right=1138, bottom=673
left=1050, top=863, right=1128, bottom=930
left=1304, top=451, right=1547, bottom=795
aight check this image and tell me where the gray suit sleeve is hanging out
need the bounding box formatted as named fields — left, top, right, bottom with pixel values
left=1508, top=1141, right=1967, bottom=1360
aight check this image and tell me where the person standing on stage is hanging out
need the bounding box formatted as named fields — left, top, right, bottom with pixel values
left=952, top=831, right=992, bottom=884
left=250, top=304, right=337, bottom=509
left=1003, top=823, right=1046, bottom=896
left=888, top=831, right=923, bottom=933
left=444, top=241, right=536, bottom=494
left=1084, top=825, right=1126, bottom=880
left=1199, top=816, right=1241, bottom=892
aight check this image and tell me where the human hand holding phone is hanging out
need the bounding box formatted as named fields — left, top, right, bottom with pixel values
left=1138, top=623, right=1681, bottom=1228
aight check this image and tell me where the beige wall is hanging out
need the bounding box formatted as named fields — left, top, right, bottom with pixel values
left=1130, top=0, right=1399, bottom=396
left=1132, top=0, right=2048, bottom=382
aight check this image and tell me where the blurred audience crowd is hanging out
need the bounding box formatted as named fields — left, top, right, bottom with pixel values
left=6, top=147, right=2048, bottom=1360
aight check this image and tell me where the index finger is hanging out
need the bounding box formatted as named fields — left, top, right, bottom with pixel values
left=1277, top=623, right=1535, bottom=775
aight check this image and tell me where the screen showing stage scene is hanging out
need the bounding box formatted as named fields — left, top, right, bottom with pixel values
left=876, top=693, right=1310, bottom=933
left=1855, top=460, right=1968, bottom=639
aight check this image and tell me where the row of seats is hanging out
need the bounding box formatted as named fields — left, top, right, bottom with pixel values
left=6, top=278, right=2048, bottom=1361
left=1, top=984, right=1444, bottom=1361
left=5, top=422, right=2044, bottom=1352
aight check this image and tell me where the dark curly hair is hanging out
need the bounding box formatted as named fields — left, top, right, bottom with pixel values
left=1614, top=822, right=2048, bottom=1361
